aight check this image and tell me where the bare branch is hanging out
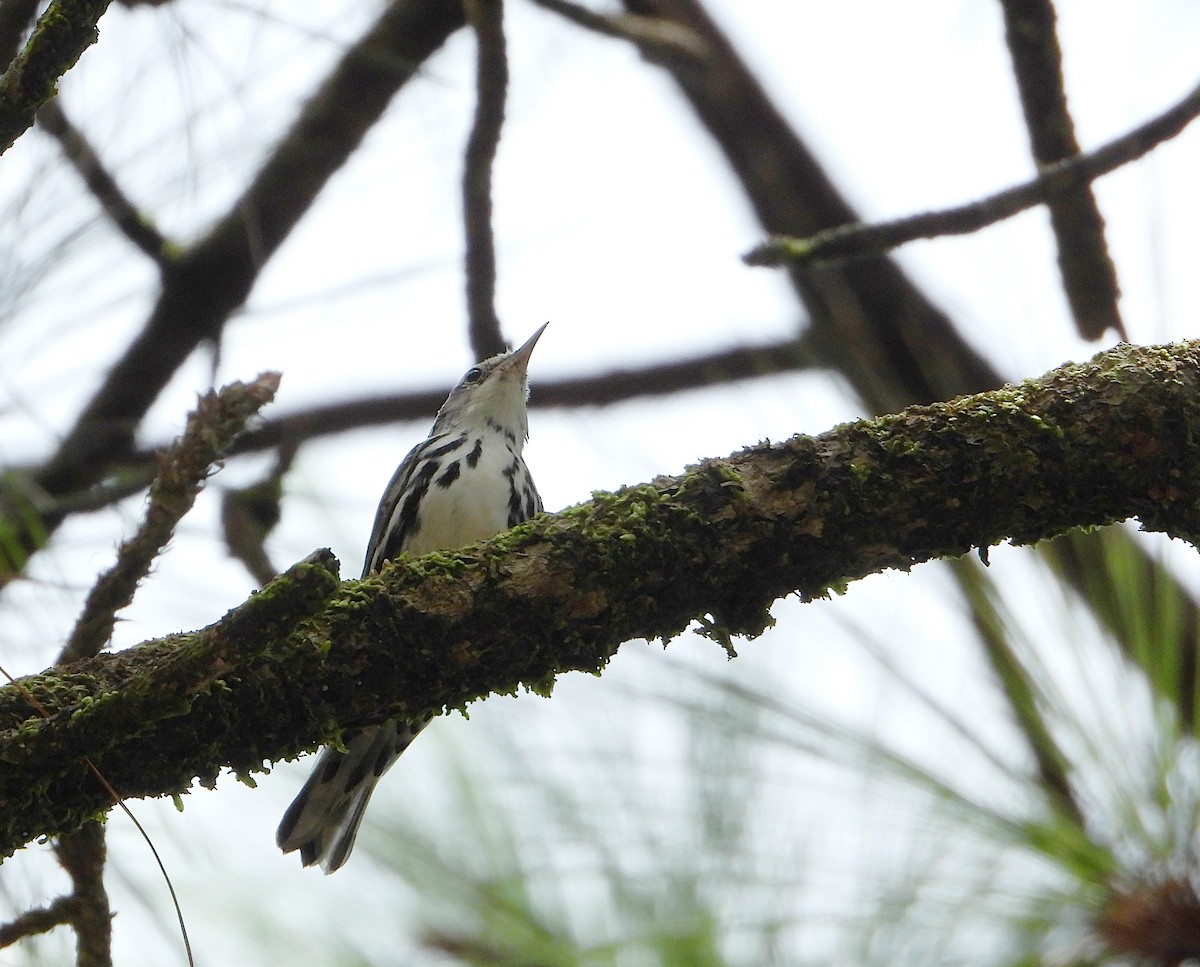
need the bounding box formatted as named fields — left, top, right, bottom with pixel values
left=530, top=0, right=709, bottom=60
left=220, top=443, right=297, bottom=587
left=622, top=0, right=1003, bottom=412
left=2, top=0, right=467, bottom=582
left=0, top=896, right=76, bottom=948
left=463, top=0, right=508, bottom=360
left=743, top=75, right=1200, bottom=271
left=998, top=0, right=1123, bottom=340
left=37, top=99, right=170, bottom=263
left=36, top=0, right=465, bottom=495
left=53, top=822, right=111, bottom=967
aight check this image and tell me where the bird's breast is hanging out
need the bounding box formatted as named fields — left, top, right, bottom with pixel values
left=400, top=436, right=532, bottom=557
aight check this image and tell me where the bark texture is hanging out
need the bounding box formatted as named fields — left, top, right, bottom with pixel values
left=2, top=340, right=1199, bottom=859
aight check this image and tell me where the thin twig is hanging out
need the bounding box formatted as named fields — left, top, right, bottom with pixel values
left=0, top=896, right=77, bottom=948
left=998, top=0, right=1123, bottom=340
left=744, top=74, right=1200, bottom=269
left=61, top=373, right=280, bottom=662
left=529, top=0, right=708, bottom=60
left=462, top=0, right=508, bottom=360
left=37, top=99, right=170, bottom=264
left=220, top=442, right=297, bottom=586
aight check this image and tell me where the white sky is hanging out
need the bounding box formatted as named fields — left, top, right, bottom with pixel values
left=2, top=1, right=1199, bottom=964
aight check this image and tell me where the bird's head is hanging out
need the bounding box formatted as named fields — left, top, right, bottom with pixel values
left=431, top=323, right=548, bottom=441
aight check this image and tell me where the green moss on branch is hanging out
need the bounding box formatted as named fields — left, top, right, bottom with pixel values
left=3, top=340, right=1200, bottom=859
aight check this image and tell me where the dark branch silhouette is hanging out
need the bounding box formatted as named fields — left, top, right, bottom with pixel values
left=742, top=69, right=1200, bottom=269
left=998, top=0, right=1123, bottom=340
left=463, top=0, right=509, bottom=360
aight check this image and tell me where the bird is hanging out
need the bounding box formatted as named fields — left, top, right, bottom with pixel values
left=277, top=324, right=547, bottom=873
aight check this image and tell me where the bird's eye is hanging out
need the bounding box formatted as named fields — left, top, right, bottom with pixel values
left=463, top=367, right=484, bottom=384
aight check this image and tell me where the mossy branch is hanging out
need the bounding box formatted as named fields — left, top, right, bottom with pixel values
left=0, top=0, right=110, bottom=154
left=63, top=373, right=280, bottom=661
left=3, top=340, right=1200, bottom=860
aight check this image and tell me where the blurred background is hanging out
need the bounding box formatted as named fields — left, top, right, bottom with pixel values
left=2, top=1, right=1200, bottom=964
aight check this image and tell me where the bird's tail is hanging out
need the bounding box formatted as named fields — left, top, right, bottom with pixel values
left=277, top=719, right=422, bottom=873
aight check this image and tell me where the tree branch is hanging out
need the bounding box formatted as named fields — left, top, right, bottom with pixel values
left=62, top=374, right=280, bottom=662
left=742, top=76, right=1200, bottom=272
left=462, top=0, right=508, bottom=360
left=220, top=443, right=296, bottom=587
left=0, top=895, right=76, bottom=948
left=613, top=0, right=1200, bottom=729
left=0, top=0, right=466, bottom=584
left=37, top=99, right=170, bottom=263
left=998, top=0, right=1124, bottom=341
left=35, top=0, right=465, bottom=495
left=0, top=0, right=110, bottom=154
left=744, top=85, right=1200, bottom=274
left=621, top=0, right=1003, bottom=413
left=530, top=0, right=709, bottom=63
left=0, top=338, right=819, bottom=547
left=3, top=340, right=1200, bottom=860
left=54, top=821, right=111, bottom=966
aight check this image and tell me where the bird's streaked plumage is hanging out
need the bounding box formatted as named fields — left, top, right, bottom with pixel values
left=277, top=324, right=546, bottom=872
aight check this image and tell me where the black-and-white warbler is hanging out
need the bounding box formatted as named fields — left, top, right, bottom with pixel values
left=277, top=324, right=547, bottom=872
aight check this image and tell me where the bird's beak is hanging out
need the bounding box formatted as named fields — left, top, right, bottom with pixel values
left=502, top=322, right=549, bottom=375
